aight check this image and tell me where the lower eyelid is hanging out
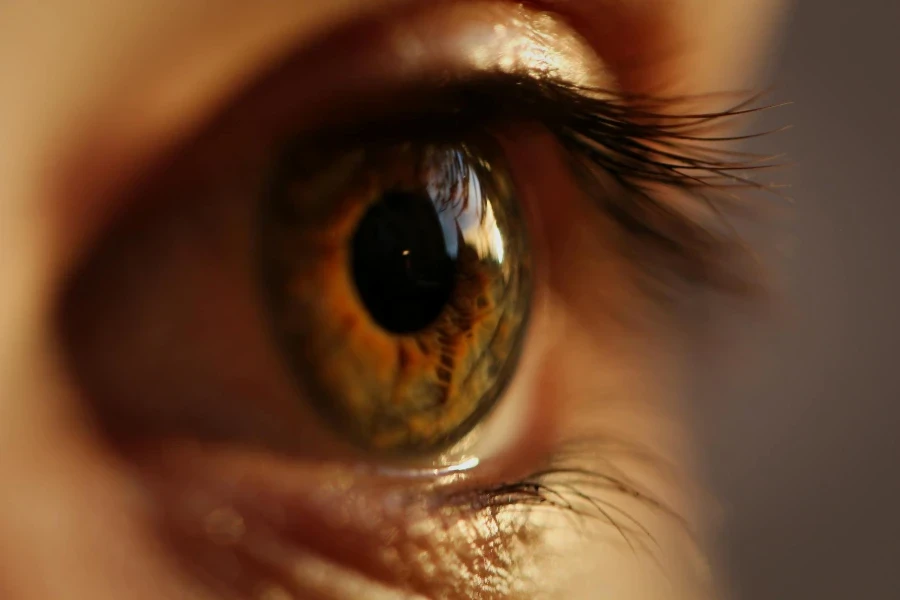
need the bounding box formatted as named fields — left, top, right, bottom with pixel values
left=132, top=440, right=547, bottom=599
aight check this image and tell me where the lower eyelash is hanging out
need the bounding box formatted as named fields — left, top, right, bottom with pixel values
left=441, top=452, right=680, bottom=570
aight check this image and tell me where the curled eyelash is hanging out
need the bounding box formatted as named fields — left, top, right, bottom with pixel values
left=424, top=75, right=790, bottom=293
left=318, top=75, right=787, bottom=295
left=548, top=84, right=788, bottom=294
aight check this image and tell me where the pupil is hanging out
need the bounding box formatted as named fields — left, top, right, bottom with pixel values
left=351, top=189, right=457, bottom=334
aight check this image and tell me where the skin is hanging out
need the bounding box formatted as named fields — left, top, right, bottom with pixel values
left=0, top=1, right=785, bottom=599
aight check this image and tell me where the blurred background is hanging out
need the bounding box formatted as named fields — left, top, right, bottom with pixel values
left=691, top=2, right=900, bottom=599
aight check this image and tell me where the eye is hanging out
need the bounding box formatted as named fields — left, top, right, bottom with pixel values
left=57, top=1, right=777, bottom=597
left=60, top=1, right=604, bottom=471
left=262, top=137, right=530, bottom=454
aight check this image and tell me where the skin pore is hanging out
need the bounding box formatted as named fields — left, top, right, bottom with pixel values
left=0, top=1, right=784, bottom=599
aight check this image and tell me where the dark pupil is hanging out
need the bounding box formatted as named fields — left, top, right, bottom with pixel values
left=351, top=189, right=457, bottom=334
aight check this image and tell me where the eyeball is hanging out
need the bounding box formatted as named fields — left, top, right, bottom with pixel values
left=260, top=137, right=532, bottom=455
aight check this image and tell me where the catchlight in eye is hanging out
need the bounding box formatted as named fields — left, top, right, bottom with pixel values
left=260, top=139, right=531, bottom=455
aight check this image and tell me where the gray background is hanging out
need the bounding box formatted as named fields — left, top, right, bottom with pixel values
left=692, top=2, right=900, bottom=599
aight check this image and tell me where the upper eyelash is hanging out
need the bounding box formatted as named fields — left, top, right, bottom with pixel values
left=330, top=73, right=787, bottom=292
left=469, top=76, right=787, bottom=292
left=539, top=81, right=788, bottom=293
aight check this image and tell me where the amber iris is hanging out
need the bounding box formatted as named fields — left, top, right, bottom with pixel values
left=260, top=139, right=531, bottom=454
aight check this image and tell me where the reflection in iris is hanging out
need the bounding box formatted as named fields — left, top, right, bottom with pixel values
left=433, top=149, right=506, bottom=267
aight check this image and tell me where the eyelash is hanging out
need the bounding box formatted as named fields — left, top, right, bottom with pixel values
left=375, top=74, right=786, bottom=543
left=330, top=73, right=785, bottom=292
left=447, top=441, right=679, bottom=553
left=545, top=82, right=787, bottom=294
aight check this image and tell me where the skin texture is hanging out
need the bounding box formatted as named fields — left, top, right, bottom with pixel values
left=0, top=1, right=785, bottom=599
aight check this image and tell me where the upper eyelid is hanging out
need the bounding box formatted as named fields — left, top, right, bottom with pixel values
left=40, top=0, right=668, bottom=268
left=201, top=3, right=610, bottom=140
left=144, top=17, right=781, bottom=299
left=112, top=0, right=779, bottom=303
left=50, top=0, right=649, bottom=184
